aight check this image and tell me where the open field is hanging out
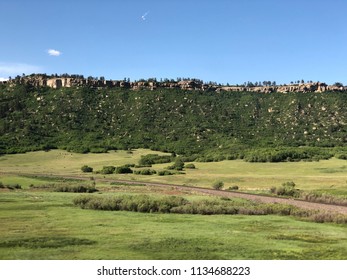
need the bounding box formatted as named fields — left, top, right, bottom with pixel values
left=1, top=190, right=347, bottom=260
left=1, top=149, right=347, bottom=195
left=1, top=149, right=347, bottom=259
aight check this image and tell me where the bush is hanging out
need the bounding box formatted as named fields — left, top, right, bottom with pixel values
left=54, top=185, right=98, bottom=193
left=73, top=195, right=188, bottom=213
left=301, top=192, right=347, bottom=206
left=270, top=182, right=300, bottom=197
left=138, top=154, right=173, bottom=166
left=101, top=166, right=116, bottom=174
left=73, top=194, right=347, bottom=223
left=134, top=169, right=157, bottom=175
left=335, top=153, right=347, bottom=160
left=185, top=163, right=196, bottom=169
left=158, top=170, right=174, bottom=176
left=0, top=182, right=22, bottom=190
left=81, top=165, right=93, bottom=173
left=228, top=185, right=239, bottom=191
left=212, top=181, right=224, bottom=190
left=6, top=184, right=22, bottom=190
left=115, top=166, right=133, bottom=174
left=167, top=158, right=185, bottom=171
left=282, top=181, right=296, bottom=187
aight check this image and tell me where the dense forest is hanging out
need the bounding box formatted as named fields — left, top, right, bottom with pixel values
left=1, top=83, right=347, bottom=162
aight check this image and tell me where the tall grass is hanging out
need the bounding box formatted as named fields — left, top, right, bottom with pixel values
left=73, top=195, right=347, bottom=224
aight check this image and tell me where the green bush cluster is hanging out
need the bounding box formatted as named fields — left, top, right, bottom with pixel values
left=73, top=195, right=188, bottom=213
left=212, top=181, right=224, bottom=190
left=0, top=182, right=22, bottom=190
left=167, top=158, right=185, bottom=171
left=100, top=165, right=133, bottom=174
left=185, top=163, right=196, bottom=169
left=101, top=166, right=116, bottom=174
left=301, top=192, right=347, bottom=206
left=73, top=195, right=347, bottom=223
left=243, top=147, right=334, bottom=163
left=54, top=185, right=98, bottom=193
left=158, top=170, right=174, bottom=176
left=81, top=165, right=93, bottom=173
left=138, top=154, right=173, bottom=166
left=134, top=169, right=157, bottom=175
left=270, top=182, right=301, bottom=197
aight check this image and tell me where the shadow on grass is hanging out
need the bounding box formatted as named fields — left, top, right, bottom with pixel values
left=0, top=237, right=96, bottom=249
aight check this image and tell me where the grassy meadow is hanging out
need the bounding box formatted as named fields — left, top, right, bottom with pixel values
left=1, top=149, right=347, bottom=260
left=1, top=149, right=347, bottom=194
left=1, top=190, right=347, bottom=260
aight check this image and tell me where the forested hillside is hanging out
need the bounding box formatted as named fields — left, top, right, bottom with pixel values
left=1, top=83, right=347, bottom=161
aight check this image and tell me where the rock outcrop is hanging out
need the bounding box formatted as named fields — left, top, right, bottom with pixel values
left=1, top=74, right=346, bottom=93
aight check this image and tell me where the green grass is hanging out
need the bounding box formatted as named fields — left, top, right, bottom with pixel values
left=1, top=149, right=347, bottom=196
left=1, top=149, right=347, bottom=259
left=0, top=149, right=168, bottom=175
left=1, top=190, right=347, bottom=260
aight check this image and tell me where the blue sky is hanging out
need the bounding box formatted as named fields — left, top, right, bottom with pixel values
left=1, top=0, right=346, bottom=85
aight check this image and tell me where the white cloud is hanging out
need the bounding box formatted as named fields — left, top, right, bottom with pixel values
left=0, top=77, right=9, bottom=82
left=0, top=62, right=42, bottom=77
left=47, top=49, right=62, bottom=56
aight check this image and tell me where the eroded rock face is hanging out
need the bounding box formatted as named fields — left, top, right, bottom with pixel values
left=4, top=75, right=346, bottom=93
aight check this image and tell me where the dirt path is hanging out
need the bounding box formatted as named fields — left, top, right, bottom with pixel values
left=3, top=172, right=347, bottom=215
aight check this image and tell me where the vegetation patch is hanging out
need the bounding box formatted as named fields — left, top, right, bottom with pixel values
left=0, top=182, right=21, bottom=190
left=129, top=237, right=221, bottom=259
left=54, top=185, right=98, bottom=193
left=73, top=195, right=347, bottom=224
left=270, top=181, right=301, bottom=197
left=301, top=192, right=347, bottom=206
left=138, top=154, right=173, bottom=166
left=73, top=195, right=187, bottom=213
left=0, top=237, right=96, bottom=248
left=3, top=85, right=347, bottom=161
left=268, top=233, right=339, bottom=243
left=81, top=165, right=93, bottom=173
left=134, top=169, right=157, bottom=175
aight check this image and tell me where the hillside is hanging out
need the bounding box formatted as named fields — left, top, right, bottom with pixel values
left=1, top=82, right=347, bottom=161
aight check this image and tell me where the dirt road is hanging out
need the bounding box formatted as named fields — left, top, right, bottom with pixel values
left=13, top=173, right=347, bottom=215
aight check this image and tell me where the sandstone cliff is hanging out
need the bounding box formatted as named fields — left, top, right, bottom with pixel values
left=2, top=74, right=346, bottom=93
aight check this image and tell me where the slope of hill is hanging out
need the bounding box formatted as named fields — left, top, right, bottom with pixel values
left=1, top=83, right=347, bottom=161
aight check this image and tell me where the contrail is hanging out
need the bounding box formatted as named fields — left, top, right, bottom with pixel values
left=141, top=11, right=149, bottom=21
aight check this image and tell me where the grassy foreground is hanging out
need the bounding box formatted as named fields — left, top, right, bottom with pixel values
left=1, top=149, right=347, bottom=259
left=1, top=190, right=347, bottom=260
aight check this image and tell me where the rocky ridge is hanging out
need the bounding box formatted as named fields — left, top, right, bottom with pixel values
left=1, top=74, right=346, bottom=93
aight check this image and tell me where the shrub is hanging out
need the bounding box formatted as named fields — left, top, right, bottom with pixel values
left=0, top=182, right=4, bottom=188
left=335, top=153, right=347, bottom=160
left=101, top=166, right=116, bottom=174
left=158, top=170, right=174, bottom=176
left=6, top=184, right=22, bottom=190
left=138, top=154, right=173, bottom=166
left=115, top=166, right=133, bottom=174
left=300, top=192, right=347, bottom=206
left=185, top=163, right=196, bottom=169
left=270, top=182, right=300, bottom=197
left=81, top=165, right=93, bottom=173
left=134, top=169, right=157, bottom=175
left=167, top=158, right=185, bottom=171
left=123, top=163, right=135, bottom=168
left=73, top=194, right=347, bottom=223
left=282, top=181, right=296, bottom=187
left=54, top=185, right=98, bottom=193
left=73, top=195, right=188, bottom=213
left=212, top=181, right=224, bottom=190
left=228, top=185, right=239, bottom=191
